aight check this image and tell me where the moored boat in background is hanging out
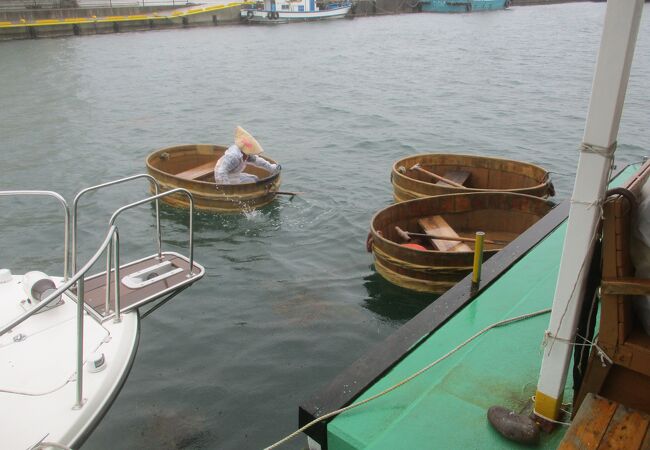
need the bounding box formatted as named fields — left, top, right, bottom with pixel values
left=420, top=0, right=509, bottom=13
left=391, top=153, right=554, bottom=202
left=146, top=144, right=281, bottom=213
left=367, top=192, right=553, bottom=293
left=241, top=0, right=351, bottom=23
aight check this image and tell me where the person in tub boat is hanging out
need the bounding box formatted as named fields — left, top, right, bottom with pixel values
left=214, top=126, right=280, bottom=184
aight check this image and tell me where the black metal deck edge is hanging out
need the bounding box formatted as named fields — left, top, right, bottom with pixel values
left=297, top=199, right=571, bottom=448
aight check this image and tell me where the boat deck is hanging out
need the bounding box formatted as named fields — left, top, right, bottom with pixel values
left=0, top=275, right=140, bottom=449
left=82, top=252, right=201, bottom=321
left=305, top=164, right=638, bottom=449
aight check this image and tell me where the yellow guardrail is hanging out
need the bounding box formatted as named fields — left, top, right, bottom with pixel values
left=0, top=2, right=247, bottom=29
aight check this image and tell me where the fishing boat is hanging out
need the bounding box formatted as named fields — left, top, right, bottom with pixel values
left=240, top=0, right=351, bottom=23
left=146, top=144, right=281, bottom=213
left=367, top=192, right=554, bottom=293
left=0, top=175, right=205, bottom=449
left=296, top=1, right=650, bottom=449
left=391, top=153, right=554, bottom=202
left=420, top=0, right=510, bottom=13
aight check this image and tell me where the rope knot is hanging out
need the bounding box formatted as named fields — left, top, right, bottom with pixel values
left=579, top=141, right=617, bottom=158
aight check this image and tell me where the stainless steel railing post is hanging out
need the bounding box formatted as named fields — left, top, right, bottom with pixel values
left=155, top=194, right=162, bottom=260
left=113, top=230, right=121, bottom=323
left=74, top=276, right=85, bottom=409
left=188, top=195, right=194, bottom=275
left=105, top=241, right=112, bottom=315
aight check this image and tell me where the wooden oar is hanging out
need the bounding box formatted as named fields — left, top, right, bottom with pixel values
left=394, top=226, right=508, bottom=245
left=409, top=164, right=464, bottom=188
left=272, top=191, right=301, bottom=201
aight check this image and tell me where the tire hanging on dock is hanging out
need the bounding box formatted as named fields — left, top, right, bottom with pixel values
left=247, top=10, right=254, bottom=18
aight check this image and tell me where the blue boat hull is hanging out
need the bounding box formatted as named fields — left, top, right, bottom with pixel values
left=421, top=0, right=508, bottom=13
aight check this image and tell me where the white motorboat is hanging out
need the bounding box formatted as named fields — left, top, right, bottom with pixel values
left=241, top=0, right=351, bottom=23
left=0, top=174, right=205, bottom=449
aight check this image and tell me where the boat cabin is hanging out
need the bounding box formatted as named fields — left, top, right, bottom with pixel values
left=252, top=0, right=339, bottom=12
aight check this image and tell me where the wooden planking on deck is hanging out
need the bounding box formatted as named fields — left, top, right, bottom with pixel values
left=175, top=160, right=215, bottom=180
left=559, top=393, right=650, bottom=450
left=83, top=253, right=194, bottom=317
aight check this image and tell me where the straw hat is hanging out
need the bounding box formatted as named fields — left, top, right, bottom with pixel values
left=234, top=126, right=264, bottom=156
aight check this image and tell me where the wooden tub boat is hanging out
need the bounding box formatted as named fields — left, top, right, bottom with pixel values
left=367, top=192, right=554, bottom=293
left=391, top=154, right=554, bottom=202
left=146, top=144, right=281, bottom=213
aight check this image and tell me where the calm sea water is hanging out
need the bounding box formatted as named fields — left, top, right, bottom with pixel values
left=1, top=3, right=650, bottom=449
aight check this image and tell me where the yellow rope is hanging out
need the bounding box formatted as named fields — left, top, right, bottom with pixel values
left=391, top=182, right=423, bottom=202
left=372, top=244, right=469, bottom=273
left=373, top=258, right=455, bottom=293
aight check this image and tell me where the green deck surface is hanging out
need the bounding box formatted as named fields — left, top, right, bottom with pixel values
left=328, top=165, right=637, bottom=450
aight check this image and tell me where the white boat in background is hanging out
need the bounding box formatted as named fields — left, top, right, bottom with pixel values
left=241, top=0, right=351, bottom=23
left=0, top=175, right=205, bottom=449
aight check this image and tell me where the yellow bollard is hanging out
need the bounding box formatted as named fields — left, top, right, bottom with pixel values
left=471, top=231, right=485, bottom=288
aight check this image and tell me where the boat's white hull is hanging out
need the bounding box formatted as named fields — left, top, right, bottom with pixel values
left=0, top=274, right=140, bottom=449
left=241, top=5, right=351, bottom=23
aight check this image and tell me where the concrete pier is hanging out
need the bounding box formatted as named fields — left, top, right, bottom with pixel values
left=0, top=2, right=244, bottom=40
left=0, top=0, right=596, bottom=41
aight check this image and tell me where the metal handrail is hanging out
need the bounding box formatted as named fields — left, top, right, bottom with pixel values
left=105, top=188, right=194, bottom=322
left=71, top=174, right=162, bottom=276
left=0, top=191, right=70, bottom=281
left=0, top=225, right=114, bottom=335
left=1, top=186, right=196, bottom=409
left=1, top=223, right=116, bottom=409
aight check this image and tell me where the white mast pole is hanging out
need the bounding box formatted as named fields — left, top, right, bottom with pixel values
left=534, top=0, right=644, bottom=421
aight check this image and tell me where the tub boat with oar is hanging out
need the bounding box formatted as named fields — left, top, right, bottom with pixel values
left=298, top=3, right=650, bottom=450
left=391, top=153, right=554, bottom=202
left=146, top=144, right=282, bottom=213
left=0, top=174, right=205, bottom=449
left=367, top=192, right=554, bottom=294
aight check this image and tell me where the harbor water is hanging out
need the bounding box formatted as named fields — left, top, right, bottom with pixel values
left=1, top=3, right=649, bottom=448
